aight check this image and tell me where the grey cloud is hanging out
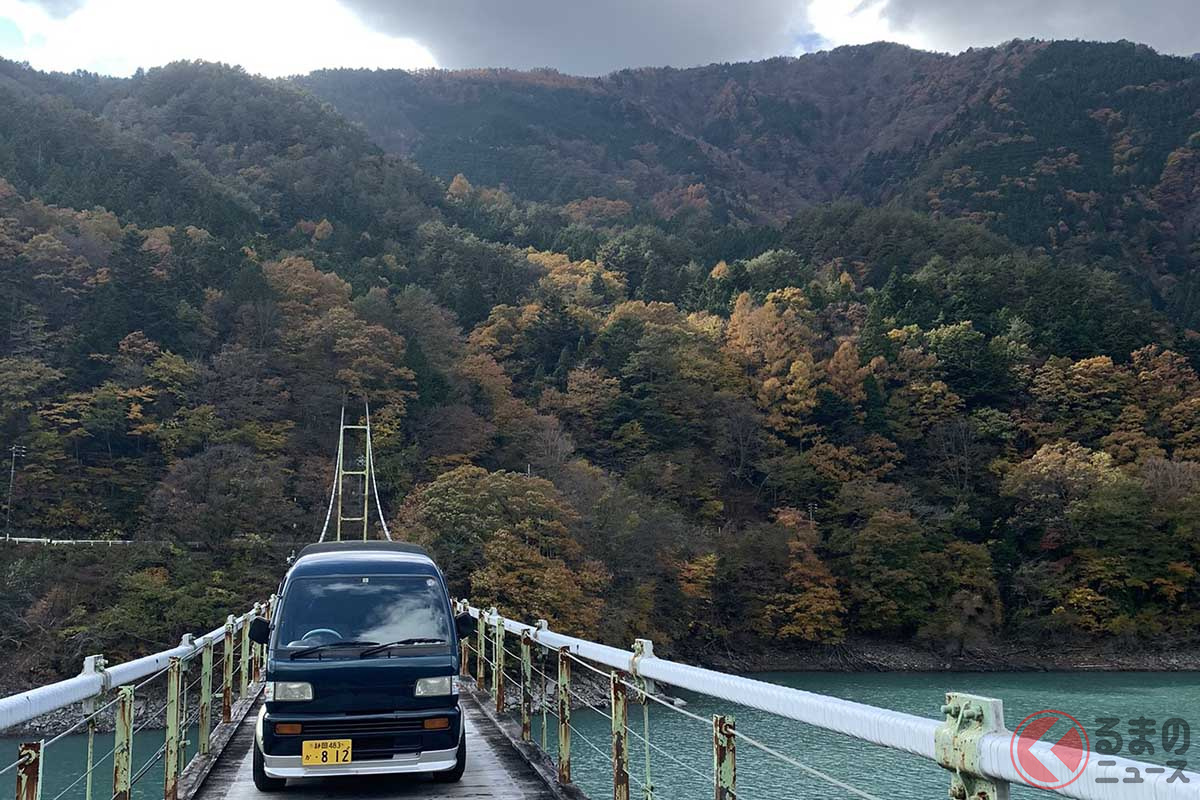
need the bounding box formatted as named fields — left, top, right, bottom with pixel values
left=879, top=0, right=1200, bottom=56
left=338, top=0, right=807, bottom=75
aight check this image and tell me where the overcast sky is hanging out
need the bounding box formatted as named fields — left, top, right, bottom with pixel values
left=0, top=0, right=1195, bottom=78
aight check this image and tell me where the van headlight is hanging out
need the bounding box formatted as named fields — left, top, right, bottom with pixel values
left=414, top=676, right=455, bottom=697
left=266, top=681, right=313, bottom=701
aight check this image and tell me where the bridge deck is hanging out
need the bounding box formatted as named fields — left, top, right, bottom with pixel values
left=196, top=697, right=559, bottom=800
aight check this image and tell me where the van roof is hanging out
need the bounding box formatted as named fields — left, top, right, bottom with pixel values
left=298, top=541, right=431, bottom=559
left=289, top=541, right=440, bottom=579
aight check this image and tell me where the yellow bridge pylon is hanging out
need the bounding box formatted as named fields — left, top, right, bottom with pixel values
left=319, top=401, right=392, bottom=542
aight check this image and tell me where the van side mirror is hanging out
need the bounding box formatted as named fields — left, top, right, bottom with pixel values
left=454, top=612, right=474, bottom=638
left=248, top=617, right=271, bottom=646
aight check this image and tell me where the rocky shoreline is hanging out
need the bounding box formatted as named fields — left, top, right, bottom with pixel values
left=4, top=686, right=178, bottom=739
left=689, top=637, right=1200, bottom=673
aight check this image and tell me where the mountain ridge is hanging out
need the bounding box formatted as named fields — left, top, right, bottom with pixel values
left=298, top=39, right=1200, bottom=326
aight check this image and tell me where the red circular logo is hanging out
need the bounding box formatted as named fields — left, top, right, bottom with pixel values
left=1009, top=709, right=1090, bottom=789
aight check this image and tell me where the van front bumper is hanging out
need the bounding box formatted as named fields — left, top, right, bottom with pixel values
left=262, top=745, right=459, bottom=778
left=257, top=704, right=462, bottom=778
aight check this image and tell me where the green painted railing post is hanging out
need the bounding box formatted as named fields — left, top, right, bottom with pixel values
left=538, top=620, right=548, bottom=751
left=177, top=639, right=191, bottom=779
left=164, top=657, right=181, bottom=800
left=557, top=647, right=571, bottom=785
left=475, top=614, right=486, bottom=689
left=520, top=632, right=533, bottom=742
left=261, top=595, right=276, bottom=678
left=112, top=686, right=134, bottom=800
left=631, top=640, right=655, bottom=800
left=85, top=719, right=96, bottom=800
left=611, top=672, right=630, bottom=800
left=80, top=654, right=105, bottom=800
left=248, top=604, right=259, bottom=682
left=713, top=714, right=736, bottom=800
left=15, top=741, right=42, bottom=800
left=239, top=610, right=252, bottom=699
left=493, top=612, right=505, bottom=713
left=222, top=616, right=234, bottom=724
left=199, top=639, right=213, bottom=755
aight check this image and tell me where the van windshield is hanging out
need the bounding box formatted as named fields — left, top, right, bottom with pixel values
left=278, top=575, right=451, bottom=651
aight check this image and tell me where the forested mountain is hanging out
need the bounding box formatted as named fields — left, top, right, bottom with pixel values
left=302, top=40, right=1200, bottom=328
left=1, top=42, right=1198, bottom=682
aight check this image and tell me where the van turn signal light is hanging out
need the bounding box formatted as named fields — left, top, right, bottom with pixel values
left=423, top=718, right=450, bottom=730
left=274, top=723, right=303, bottom=735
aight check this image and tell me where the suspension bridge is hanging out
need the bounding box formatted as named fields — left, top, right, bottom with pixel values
left=1, top=410, right=1196, bottom=800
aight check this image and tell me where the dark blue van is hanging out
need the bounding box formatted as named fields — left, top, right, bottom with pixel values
left=248, top=542, right=468, bottom=790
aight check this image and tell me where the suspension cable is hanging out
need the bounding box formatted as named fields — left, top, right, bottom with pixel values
left=364, top=400, right=393, bottom=541
left=317, top=405, right=345, bottom=543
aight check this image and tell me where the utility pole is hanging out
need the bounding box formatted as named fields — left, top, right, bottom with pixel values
left=807, top=501, right=817, bottom=532
left=6, top=444, right=27, bottom=540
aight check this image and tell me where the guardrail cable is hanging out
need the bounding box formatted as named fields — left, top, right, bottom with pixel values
left=730, top=727, right=883, bottom=800
left=622, top=723, right=711, bottom=785
left=40, top=691, right=126, bottom=750
left=133, top=697, right=173, bottom=734
left=618, top=677, right=710, bottom=727
left=0, top=754, right=27, bottom=777
left=132, top=662, right=173, bottom=692
left=129, top=742, right=167, bottom=788
left=614, top=674, right=879, bottom=800
left=46, top=741, right=119, bottom=800
left=565, top=650, right=612, bottom=679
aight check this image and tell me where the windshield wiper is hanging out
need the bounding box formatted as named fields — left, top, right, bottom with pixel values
left=289, top=641, right=379, bottom=659
left=359, top=639, right=447, bottom=658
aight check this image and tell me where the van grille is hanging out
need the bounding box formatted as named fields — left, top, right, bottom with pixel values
left=282, top=718, right=427, bottom=736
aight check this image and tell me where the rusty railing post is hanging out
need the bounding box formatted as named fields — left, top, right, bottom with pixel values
left=475, top=613, right=487, bottom=690
left=250, top=603, right=262, bottom=682
left=164, top=657, right=181, bottom=800
left=714, top=714, right=736, bottom=800
left=85, top=718, right=96, bottom=800
left=493, top=612, right=505, bottom=713
left=611, top=672, right=630, bottom=800
left=15, top=742, right=42, bottom=800
left=538, top=620, right=549, bottom=751
left=520, top=632, right=533, bottom=742
left=222, top=615, right=234, bottom=724
left=557, top=647, right=571, bottom=784
left=177, top=639, right=191, bottom=779
left=239, top=610, right=252, bottom=699
left=199, top=638, right=213, bottom=755
left=80, top=653, right=106, bottom=800
left=460, top=638, right=470, bottom=678
left=112, top=686, right=134, bottom=800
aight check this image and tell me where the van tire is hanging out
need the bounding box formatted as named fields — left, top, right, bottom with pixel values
left=432, top=733, right=466, bottom=783
left=253, top=739, right=287, bottom=792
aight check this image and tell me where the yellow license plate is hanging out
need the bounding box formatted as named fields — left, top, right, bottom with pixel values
left=301, top=739, right=352, bottom=766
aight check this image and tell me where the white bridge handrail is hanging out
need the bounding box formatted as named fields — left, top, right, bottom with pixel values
left=0, top=612, right=252, bottom=732
left=461, top=603, right=1197, bottom=800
